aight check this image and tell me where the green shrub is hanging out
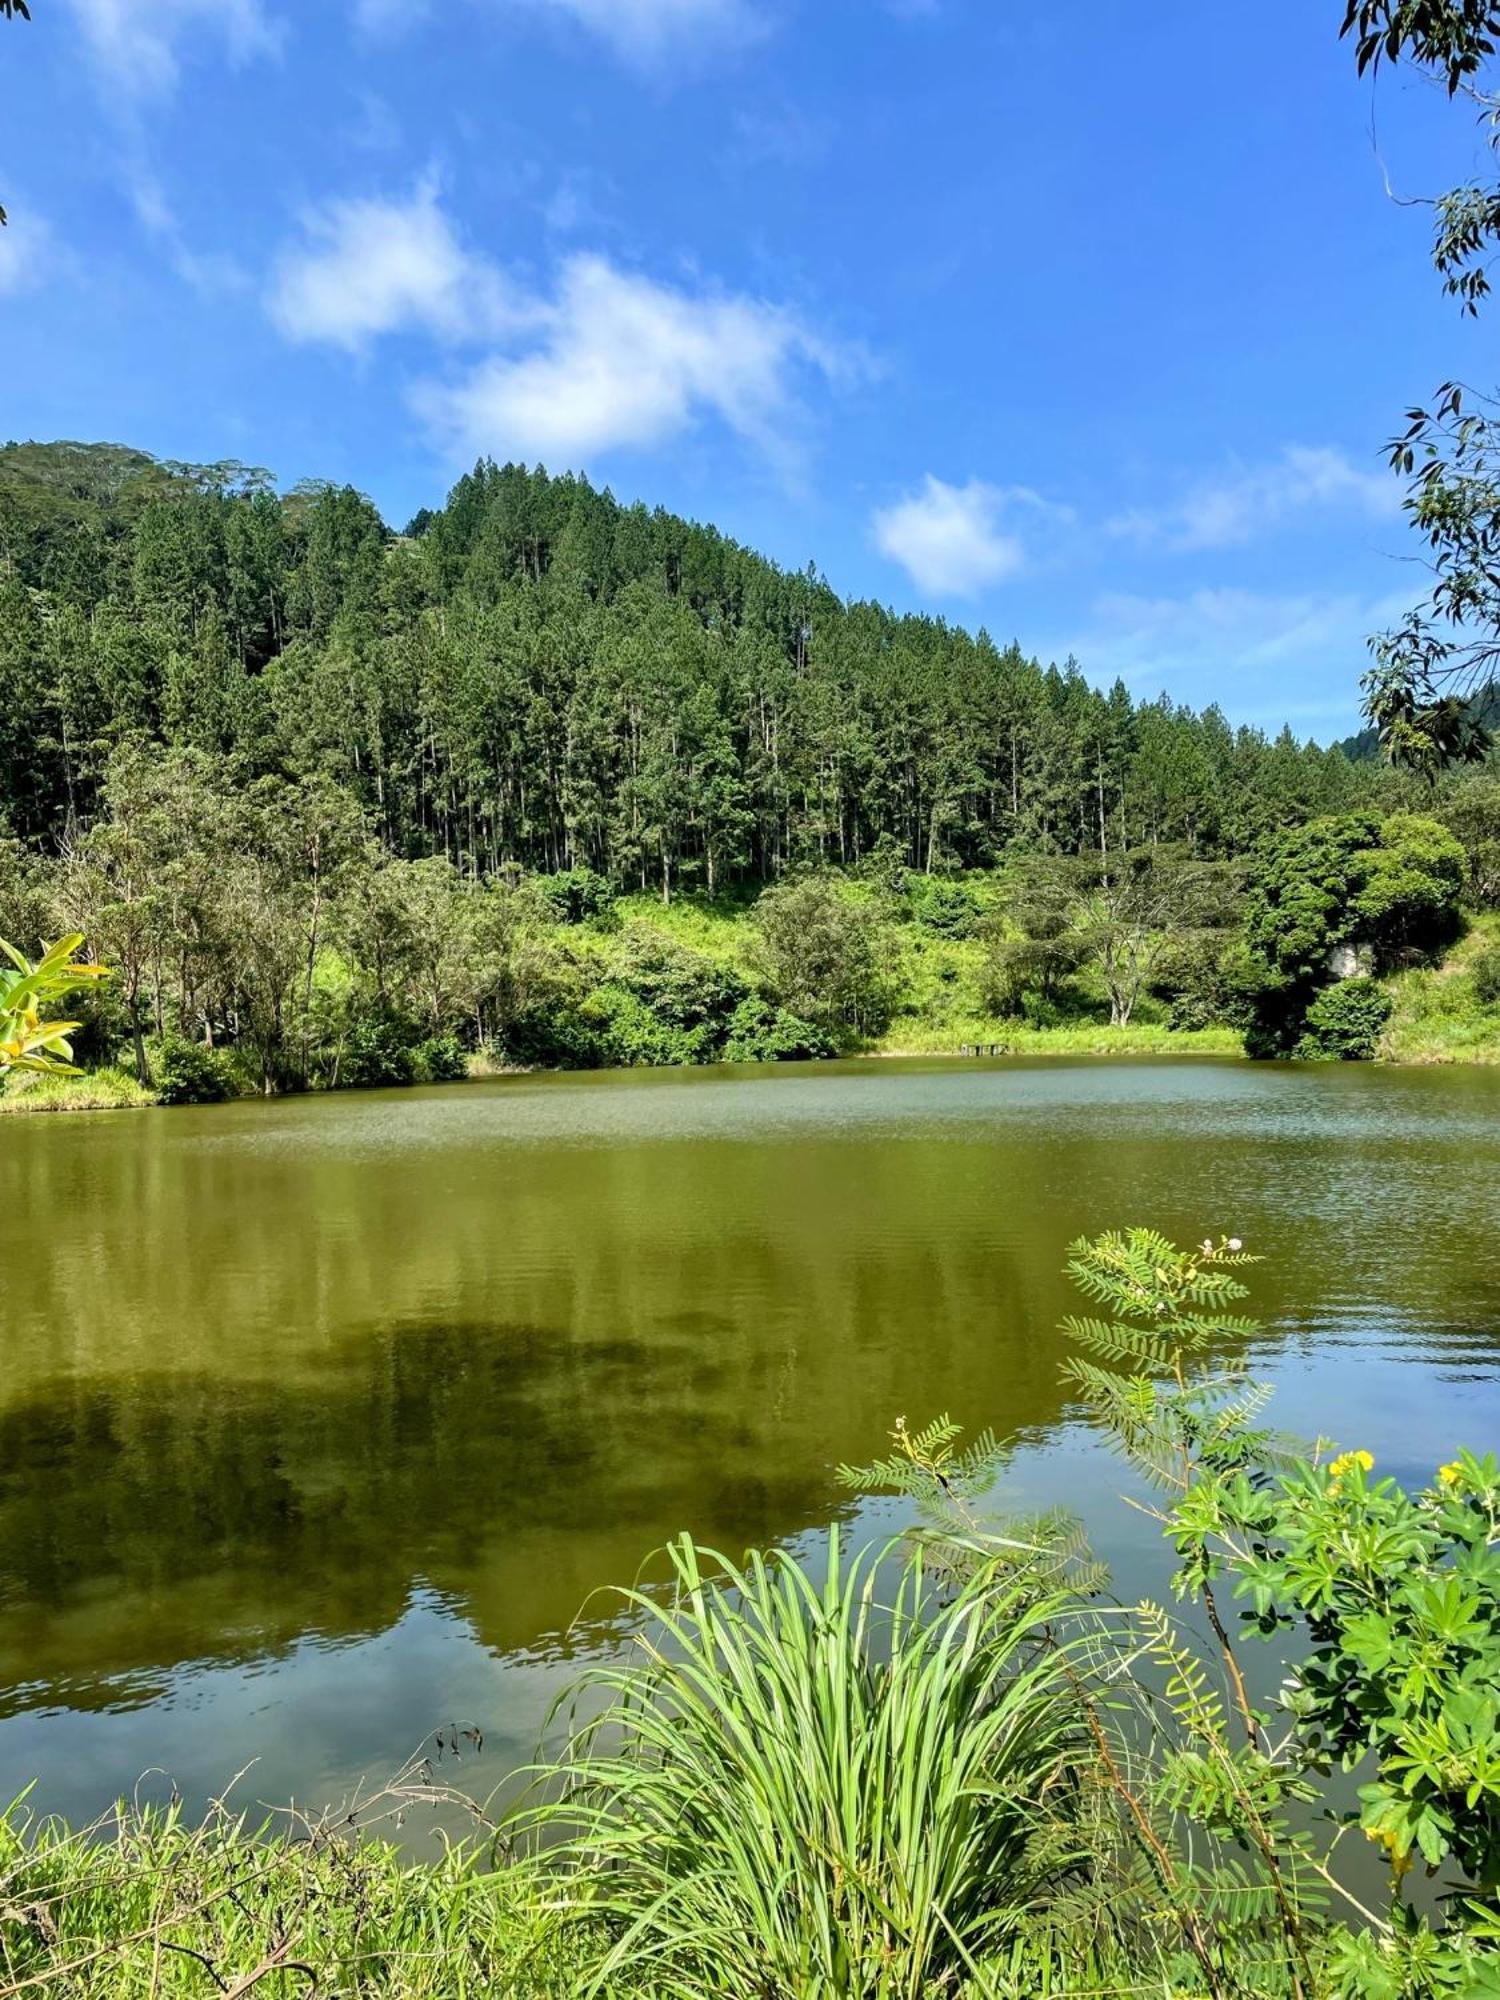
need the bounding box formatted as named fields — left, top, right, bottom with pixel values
left=611, top=930, right=749, bottom=1036
left=584, top=986, right=714, bottom=1067
left=533, top=867, right=615, bottom=926
left=522, top=1533, right=1086, bottom=1999
left=720, top=997, right=834, bottom=1062
left=340, top=1011, right=417, bottom=1089
left=151, top=1034, right=238, bottom=1106
left=1294, top=976, right=1393, bottom=1060
left=412, top=1035, right=468, bottom=1083
left=1473, top=943, right=1500, bottom=1006
left=499, top=1002, right=605, bottom=1070
left=906, top=876, right=983, bottom=938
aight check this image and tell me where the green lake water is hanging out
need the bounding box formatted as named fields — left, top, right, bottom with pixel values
left=0, top=1056, right=1497, bottom=1831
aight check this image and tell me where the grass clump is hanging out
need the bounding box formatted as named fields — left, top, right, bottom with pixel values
left=518, top=1531, right=1092, bottom=1999
left=870, top=1017, right=1243, bottom=1058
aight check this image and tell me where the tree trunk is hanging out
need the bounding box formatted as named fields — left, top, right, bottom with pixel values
left=130, top=1002, right=152, bottom=1088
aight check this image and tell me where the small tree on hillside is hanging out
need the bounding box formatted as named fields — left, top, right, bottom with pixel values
left=1068, top=848, right=1220, bottom=1030
left=755, top=876, right=895, bottom=1039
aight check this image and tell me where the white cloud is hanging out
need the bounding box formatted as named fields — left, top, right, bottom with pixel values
left=872, top=476, right=1045, bottom=597
left=413, top=253, right=843, bottom=465
left=269, top=182, right=852, bottom=471
left=268, top=183, right=514, bottom=350
left=512, top=0, right=760, bottom=65
left=1110, top=445, right=1399, bottom=552
left=66, top=0, right=280, bottom=99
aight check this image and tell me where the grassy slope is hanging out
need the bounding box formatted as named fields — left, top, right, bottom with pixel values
left=614, top=890, right=1242, bottom=1059
left=0, top=1066, right=156, bottom=1115
left=1380, top=913, right=1500, bottom=1064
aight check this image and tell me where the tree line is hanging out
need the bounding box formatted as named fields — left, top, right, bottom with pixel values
left=0, top=439, right=1389, bottom=898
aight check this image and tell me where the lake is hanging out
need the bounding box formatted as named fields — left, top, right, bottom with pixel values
left=1, top=1056, right=1497, bottom=1835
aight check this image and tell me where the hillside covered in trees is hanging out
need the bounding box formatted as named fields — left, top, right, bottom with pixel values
left=4, top=437, right=1496, bottom=1098
left=0, top=438, right=1383, bottom=877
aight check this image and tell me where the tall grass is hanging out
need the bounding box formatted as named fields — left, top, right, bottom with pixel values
left=518, top=1530, right=1093, bottom=2000
left=0, top=1780, right=603, bottom=1998
left=1379, top=912, right=1500, bottom=1063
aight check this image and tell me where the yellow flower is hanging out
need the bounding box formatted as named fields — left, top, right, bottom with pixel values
left=1328, top=1449, right=1375, bottom=1485
left=1437, top=1460, right=1465, bottom=1493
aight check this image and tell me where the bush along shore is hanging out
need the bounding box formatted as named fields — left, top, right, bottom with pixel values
left=4, top=790, right=1500, bottom=1109
left=2, top=1230, right=1496, bottom=1998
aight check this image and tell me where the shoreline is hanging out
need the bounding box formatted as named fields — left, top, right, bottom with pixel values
left=10, top=1030, right=1500, bottom=1117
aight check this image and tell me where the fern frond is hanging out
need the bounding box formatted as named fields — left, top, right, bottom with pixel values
left=1057, top=1314, right=1178, bottom=1370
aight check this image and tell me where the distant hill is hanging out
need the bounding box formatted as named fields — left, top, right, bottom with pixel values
left=0, top=439, right=1388, bottom=888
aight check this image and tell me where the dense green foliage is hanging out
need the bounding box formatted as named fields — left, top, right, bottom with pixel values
left=4, top=441, right=1499, bottom=1086
left=1335, top=4, right=1500, bottom=768
left=0, top=440, right=1384, bottom=885
left=1240, top=812, right=1466, bottom=1055
left=1295, top=977, right=1395, bottom=1060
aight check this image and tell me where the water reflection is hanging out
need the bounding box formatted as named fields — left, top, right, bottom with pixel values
left=0, top=1057, right=1496, bottom=1824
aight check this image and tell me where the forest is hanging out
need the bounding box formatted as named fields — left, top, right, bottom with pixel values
left=2, top=436, right=1497, bottom=1097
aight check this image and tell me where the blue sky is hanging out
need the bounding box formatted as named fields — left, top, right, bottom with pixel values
left=1, top=0, right=1491, bottom=738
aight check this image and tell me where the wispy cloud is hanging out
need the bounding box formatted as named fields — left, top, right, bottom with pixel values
left=509, top=0, right=763, bottom=67
left=1109, top=445, right=1399, bottom=552
left=729, top=101, right=832, bottom=168
left=352, top=0, right=428, bottom=37
left=1050, top=584, right=1413, bottom=726
left=872, top=476, right=1066, bottom=597
left=414, top=254, right=844, bottom=466
left=62, top=0, right=279, bottom=301
left=65, top=0, right=280, bottom=100
left=269, top=183, right=851, bottom=471
left=269, top=181, right=517, bottom=349
left=131, top=167, right=249, bottom=296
